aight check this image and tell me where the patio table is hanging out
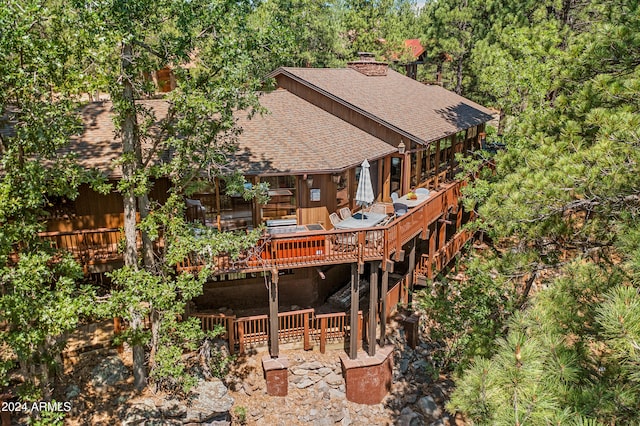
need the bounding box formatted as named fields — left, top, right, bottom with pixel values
left=334, top=212, right=388, bottom=229
left=397, top=192, right=430, bottom=208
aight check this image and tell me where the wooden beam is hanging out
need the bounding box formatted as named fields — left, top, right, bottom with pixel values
left=383, top=156, right=391, bottom=202
left=268, top=269, right=279, bottom=358
left=368, top=261, right=379, bottom=356
left=438, top=218, right=447, bottom=251
left=380, top=266, right=389, bottom=346
left=434, top=139, right=441, bottom=188
left=350, top=263, right=359, bottom=360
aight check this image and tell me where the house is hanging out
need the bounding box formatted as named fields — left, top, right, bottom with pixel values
left=38, top=55, right=493, bottom=377
left=401, top=39, right=427, bottom=79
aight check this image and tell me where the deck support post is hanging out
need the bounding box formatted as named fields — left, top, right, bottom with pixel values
left=380, top=261, right=390, bottom=345
left=268, top=269, right=279, bottom=358
left=350, top=263, right=359, bottom=360
left=368, top=261, right=380, bottom=356
left=407, top=237, right=417, bottom=304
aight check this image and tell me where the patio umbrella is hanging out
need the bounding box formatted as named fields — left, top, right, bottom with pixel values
left=355, top=159, right=375, bottom=219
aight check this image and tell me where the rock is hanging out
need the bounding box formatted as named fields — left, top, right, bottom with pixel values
left=242, top=382, right=253, bottom=396
left=416, top=396, right=441, bottom=419
left=329, top=388, right=345, bottom=400
left=398, top=407, right=422, bottom=426
left=65, top=384, right=80, bottom=400
left=412, top=360, right=429, bottom=373
left=400, top=358, right=410, bottom=374
left=292, top=368, right=310, bottom=376
left=316, top=380, right=330, bottom=393
left=313, top=417, right=334, bottom=426
left=298, top=361, right=324, bottom=370
left=91, top=356, right=129, bottom=388
left=325, top=372, right=343, bottom=387
left=185, top=379, right=234, bottom=423
left=296, top=378, right=314, bottom=389
left=290, top=375, right=303, bottom=384
left=157, top=399, right=186, bottom=418
left=317, top=367, right=332, bottom=377
left=404, top=393, right=418, bottom=404
left=429, top=420, right=446, bottom=426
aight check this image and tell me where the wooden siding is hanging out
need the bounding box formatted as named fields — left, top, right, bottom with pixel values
left=46, top=178, right=170, bottom=232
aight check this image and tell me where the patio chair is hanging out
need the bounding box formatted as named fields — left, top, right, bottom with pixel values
left=369, top=203, right=387, bottom=214
left=339, top=207, right=352, bottom=220
left=391, top=192, right=399, bottom=203
left=185, top=198, right=206, bottom=224
left=393, top=202, right=408, bottom=217
left=334, top=232, right=358, bottom=252
left=366, top=215, right=394, bottom=249
left=329, top=212, right=342, bottom=229
left=415, top=188, right=430, bottom=196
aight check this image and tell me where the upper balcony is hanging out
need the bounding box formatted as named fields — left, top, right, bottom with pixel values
left=39, top=178, right=472, bottom=277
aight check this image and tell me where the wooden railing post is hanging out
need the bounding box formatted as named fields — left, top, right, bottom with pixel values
left=320, top=317, right=327, bottom=354
left=303, top=311, right=311, bottom=351
left=227, top=317, right=236, bottom=355
left=237, top=321, right=245, bottom=354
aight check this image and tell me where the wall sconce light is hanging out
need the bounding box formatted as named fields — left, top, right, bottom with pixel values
left=331, top=174, right=341, bottom=185
left=398, top=140, right=406, bottom=154
left=306, top=175, right=314, bottom=188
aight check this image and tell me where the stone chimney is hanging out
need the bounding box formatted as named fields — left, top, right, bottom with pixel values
left=347, top=52, right=388, bottom=76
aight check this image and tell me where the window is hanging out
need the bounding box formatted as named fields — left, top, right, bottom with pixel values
left=390, top=157, right=402, bottom=195
left=336, top=170, right=350, bottom=211
left=261, top=176, right=297, bottom=222
left=191, top=179, right=254, bottom=230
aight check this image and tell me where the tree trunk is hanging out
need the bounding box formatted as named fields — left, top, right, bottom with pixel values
left=121, top=42, right=147, bottom=390
left=138, top=193, right=156, bottom=271
left=121, top=42, right=139, bottom=268
left=131, top=311, right=147, bottom=391
left=148, top=309, right=160, bottom=371
left=497, top=109, right=506, bottom=136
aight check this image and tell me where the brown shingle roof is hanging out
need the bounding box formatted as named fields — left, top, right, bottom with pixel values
left=57, top=91, right=394, bottom=177
left=65, top=100, right=170, bottom=178
left=234, top=89, right=396, bottom=175
left=273, top=67, right=494, bottom=144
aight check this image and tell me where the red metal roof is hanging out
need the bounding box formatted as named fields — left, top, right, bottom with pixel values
left=404, top=39, right=426, bottom=59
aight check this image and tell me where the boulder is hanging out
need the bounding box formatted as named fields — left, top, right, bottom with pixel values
left=416, top=396, right=441, bottom=419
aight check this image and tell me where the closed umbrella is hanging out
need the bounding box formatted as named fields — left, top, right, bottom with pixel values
left=355, top=159, right=375, bottom=219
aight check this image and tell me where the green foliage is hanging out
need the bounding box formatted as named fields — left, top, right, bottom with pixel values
left=450, top=262, right=640, bottom=424
left=28, top=403, right=66, bottom=426
left=0, top=0, right=100, bottom=399
left=234, top=405, right=248, bottom=424
left=417, top=251, right=517, bottom=373
left=150, top=316, right=205, bottom=395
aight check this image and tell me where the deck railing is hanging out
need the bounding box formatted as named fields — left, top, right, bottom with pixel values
left=194, top=308, right=364, bottom=355
left=39, top=177, right=470, bottom=276
left=39, top=227, right=126, bottom=265
left=178, top=179, right=467, bottom=274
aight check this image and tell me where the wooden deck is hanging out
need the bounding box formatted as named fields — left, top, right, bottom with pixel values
left=38, top=177, right=472, bottom=278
